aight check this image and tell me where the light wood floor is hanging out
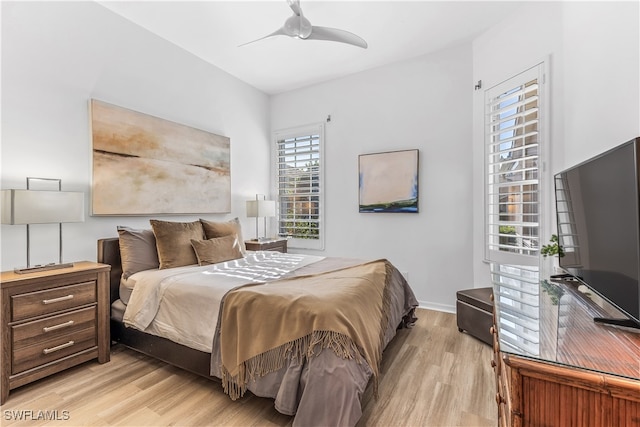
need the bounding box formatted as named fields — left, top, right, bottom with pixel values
left=1, top=309, right=496, bottom=426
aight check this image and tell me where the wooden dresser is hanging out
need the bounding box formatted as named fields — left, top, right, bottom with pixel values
left=492, top=279, right=640, bottom=427
left=0, top=262, right=111, bottom=404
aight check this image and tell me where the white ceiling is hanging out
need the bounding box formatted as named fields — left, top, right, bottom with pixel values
left=98, top=1, right=525, bottom=95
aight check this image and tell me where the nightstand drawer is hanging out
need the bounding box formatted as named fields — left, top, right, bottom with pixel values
left=12, top=307, right=96, bottom=349
left=11, top=281, right=96, bottom=321
left=245, top=239, right=288, bottom=253
left=12, top=326, right=96, bottom=374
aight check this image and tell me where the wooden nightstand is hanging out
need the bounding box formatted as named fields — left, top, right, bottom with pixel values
left=0, top=261, right=111, bottom=404
left=245, top=239, right=288, bottom=253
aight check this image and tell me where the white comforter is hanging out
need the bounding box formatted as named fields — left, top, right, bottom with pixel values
left=123, top=251, right=324, bottom=352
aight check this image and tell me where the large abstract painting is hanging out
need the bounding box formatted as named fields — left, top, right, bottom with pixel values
left=359, top=149, right=419, bottom=213
left=90, top=99, right=230, bottom=215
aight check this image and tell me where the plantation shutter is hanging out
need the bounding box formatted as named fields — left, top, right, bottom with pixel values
left=275, top=124, right=324, bottom=250
left=491, top=263, right=540, bottom=356
left=485, top=64, right=544, bottom=266
left=554, top=174, right=580, bottom=266
left=486, top=63, right=547, bottom=359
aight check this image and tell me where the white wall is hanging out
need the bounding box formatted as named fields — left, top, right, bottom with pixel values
left=472, top=1, right=640, bottom=286
left=560, top=1, right=640, bottom=166
left=1, top=1, right=271, bottom=270
left=271, top=44, right=474, bottom=311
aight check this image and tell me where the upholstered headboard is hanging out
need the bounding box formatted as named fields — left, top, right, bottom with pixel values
left=97, top=238, right=122, bottom=306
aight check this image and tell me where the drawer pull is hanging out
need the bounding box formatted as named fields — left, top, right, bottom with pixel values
left=42, top=294, right=74, bottom=305
left=43, top=320, right=75, bottom=333
left=43, top=341, right=75, bottom=354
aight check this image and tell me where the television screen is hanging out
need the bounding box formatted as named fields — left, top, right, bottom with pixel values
left=555, top=137, right=640, bottom=327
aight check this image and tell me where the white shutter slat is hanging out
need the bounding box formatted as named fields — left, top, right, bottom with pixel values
left=487, top=83, right=539, bottom=109
left=489, top=97, right=539, bottom=120
left=488, top=131, right=539, bottom=148
left=490, top=114, right=539, bottom=133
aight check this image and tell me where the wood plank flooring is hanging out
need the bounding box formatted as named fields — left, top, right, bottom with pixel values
left=1, top=309, right=496, bottom=426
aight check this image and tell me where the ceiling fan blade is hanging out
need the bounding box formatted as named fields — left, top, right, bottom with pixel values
left=306, top=26, right=368, bottom=49
left=287, top=0, right=302, bottom=16
left=238, top=27, right=288, bottom=47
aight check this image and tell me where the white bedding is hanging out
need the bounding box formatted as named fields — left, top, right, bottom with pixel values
left=122, top=251, right=324, bottom=352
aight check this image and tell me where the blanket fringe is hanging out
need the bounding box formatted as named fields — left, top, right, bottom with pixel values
left=221, top=330, right=362, bottom=400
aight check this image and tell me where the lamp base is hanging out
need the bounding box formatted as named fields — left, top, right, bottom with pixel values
left=14, top=262, right=74, bottom=274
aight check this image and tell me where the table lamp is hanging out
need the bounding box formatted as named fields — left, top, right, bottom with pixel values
left=246, top=195, right=276, bottom=242
left=1, top=178, right=85, bottom=273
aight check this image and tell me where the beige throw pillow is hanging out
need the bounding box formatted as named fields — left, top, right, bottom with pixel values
left=150, top=219, right=205, bottom=269
left=190, top=235, right=243, bottom=266
left=200, top=217, right=246, bottom=254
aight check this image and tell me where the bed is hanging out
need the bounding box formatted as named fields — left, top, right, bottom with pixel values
left=98, top=218, right=418, bottom=427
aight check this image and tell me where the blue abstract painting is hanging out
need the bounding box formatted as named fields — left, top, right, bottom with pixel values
left=359, top=149, right=419, bottom=213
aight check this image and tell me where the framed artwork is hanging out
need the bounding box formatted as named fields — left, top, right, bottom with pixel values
left=90, top=99, right=230, bottom=215
left=359, top=149, right=419, bottom=213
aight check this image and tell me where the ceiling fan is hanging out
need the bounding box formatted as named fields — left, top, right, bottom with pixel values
left=240, top=0, right=368, bottom=49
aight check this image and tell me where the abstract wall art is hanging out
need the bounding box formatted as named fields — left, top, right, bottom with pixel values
left=90, top=99, right=230, bottom=215
left=358, top=149, right=419, bottom=213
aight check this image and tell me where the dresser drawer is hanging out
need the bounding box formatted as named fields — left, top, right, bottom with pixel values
left=12, top=326, right=96, bottom=374
left=12, top=307, right=96, bottom=349
left=11, top=281, right=96, bottom=322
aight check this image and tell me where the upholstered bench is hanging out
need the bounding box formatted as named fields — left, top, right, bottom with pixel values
left=456, top=287, right=493, bottom=346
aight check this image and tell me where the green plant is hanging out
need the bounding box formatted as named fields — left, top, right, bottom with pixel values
left=499, top=225, right=516, bottom=235
left=541, top=234, right=565, bottom=258
left=541, top=279, right=565, bottom=305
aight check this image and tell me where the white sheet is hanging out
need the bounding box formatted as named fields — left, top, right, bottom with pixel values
left=123, top=251, right=325, bottom=352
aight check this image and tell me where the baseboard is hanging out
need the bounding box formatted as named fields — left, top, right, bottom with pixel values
left=417, top=300, right=455, bottom=314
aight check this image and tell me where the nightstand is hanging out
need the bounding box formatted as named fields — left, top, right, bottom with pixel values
left=0, top=261, right=111, bottom=404
left=245, top=239, right=288, bottom=253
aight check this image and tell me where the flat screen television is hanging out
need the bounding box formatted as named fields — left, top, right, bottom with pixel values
left=554, top=137, right=640, bottom=329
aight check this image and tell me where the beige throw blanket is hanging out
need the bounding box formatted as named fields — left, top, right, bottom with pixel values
left=219, top=259, right=392, bottom=400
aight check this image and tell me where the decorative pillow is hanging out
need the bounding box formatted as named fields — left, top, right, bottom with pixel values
left=117, top=226, right=160, bottom=279
left=200, top=217, right=246, bottom=254
left=190, top=235, right=243, bottom=266
left=150, top=219, right=205, bottom=269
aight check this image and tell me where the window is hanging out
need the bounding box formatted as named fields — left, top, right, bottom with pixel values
left=274, top=124, right=324, bottom=250
left=485, top=63, right=547, bottom=358
left=485, top=64, right=545, bottom=266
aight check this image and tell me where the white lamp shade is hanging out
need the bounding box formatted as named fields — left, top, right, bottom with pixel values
left=1, top=189, right=85, bottom=225
left=246, top=199, right=276, bottom=218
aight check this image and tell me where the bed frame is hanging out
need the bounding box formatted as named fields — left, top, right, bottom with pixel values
left=97, top=238, right=217, bottom=381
